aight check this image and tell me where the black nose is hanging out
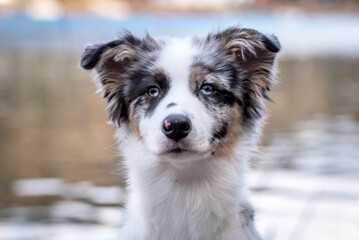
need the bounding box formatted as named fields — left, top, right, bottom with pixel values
left=162, top=114, right=192, bottom=142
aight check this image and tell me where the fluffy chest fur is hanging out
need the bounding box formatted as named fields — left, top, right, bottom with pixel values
left=81, top=26, right=280, bottom=240
left=120, top=135, right=258, bottom=240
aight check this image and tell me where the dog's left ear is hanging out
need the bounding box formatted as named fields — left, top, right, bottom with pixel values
left=216, top=27, right=281, bottom=119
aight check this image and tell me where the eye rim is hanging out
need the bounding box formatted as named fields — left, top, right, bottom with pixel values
left=147, top=86, right=161, bottom=97
left=200, top=83, right=216, bottom=95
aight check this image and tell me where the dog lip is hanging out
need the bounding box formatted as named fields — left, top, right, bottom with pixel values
left=162, top=146, right=192, bottom=155
left=169, top=147, right=186, bottom=153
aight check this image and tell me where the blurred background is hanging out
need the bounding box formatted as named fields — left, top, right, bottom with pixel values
left=0, top=0, right=359, bottom=239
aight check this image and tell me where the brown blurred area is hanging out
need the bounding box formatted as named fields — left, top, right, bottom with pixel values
left=0, top=52, right=123, bottom=206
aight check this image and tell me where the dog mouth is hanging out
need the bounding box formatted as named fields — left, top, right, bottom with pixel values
left=167, top=147, right=188, bottom=154
left=156, top=140, right=211, bottom=157
left=155, top=141, right=213, bottom=161
left=161, top=144, right=195, bottom=155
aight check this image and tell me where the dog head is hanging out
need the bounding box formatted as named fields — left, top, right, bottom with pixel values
left=81, top=27, right=280, bottom=161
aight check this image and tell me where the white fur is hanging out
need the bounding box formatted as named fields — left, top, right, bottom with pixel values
left=117, top=130, right=261, bottom=240
left=116, top=37, right=263, bottom=240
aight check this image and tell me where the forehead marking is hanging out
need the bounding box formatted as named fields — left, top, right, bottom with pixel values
left=158, top=38, right=197, bottom=86
left=156, top=37, right=201, bottom=109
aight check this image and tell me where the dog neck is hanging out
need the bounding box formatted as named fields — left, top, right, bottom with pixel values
left=118, top=130, right=262, bottom=239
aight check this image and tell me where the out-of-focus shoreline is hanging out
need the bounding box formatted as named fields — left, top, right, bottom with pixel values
left=1, top=11, right=359, bottom=59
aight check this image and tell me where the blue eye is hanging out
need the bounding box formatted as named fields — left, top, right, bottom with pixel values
left=200, top=84, right=215, bottom=95
left=148, top=86, right=160, bottom=97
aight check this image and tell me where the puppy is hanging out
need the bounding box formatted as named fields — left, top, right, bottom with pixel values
left=81, top=26, right=280, bottom=240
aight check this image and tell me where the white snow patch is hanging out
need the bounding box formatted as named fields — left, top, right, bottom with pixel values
left=12, top=178, right=65, bottom=197
left=11, top=179, right=127, bottom=205
left=88, top=186, right=126, bottom=205
left=50, top=200, right=95, bottom=222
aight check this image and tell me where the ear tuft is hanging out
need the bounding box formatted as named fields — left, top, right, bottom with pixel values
left=80, top=40, right=124, bottom=70
left=80, top=43, right=108, bottom=70
left=261, top=34, right=281, bottom=53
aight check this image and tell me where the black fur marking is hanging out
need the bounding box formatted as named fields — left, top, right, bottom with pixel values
left=127, top=74, right=155, bottom=102
left=228, top=65, right=241, bottom=89
left=261, top=34, right=281, bottom=53
left=216, top=88, right=236, bottom=106
left=146, top=92, right=166, bottom=117
left=240, top=79, right=263, bottom=120
left=201, top=87, right=236, bottom=108
left=167, top=103, right=177, bottom=108
left=106, top=92, right=117, bottom=103
left=242, top=206, right=255, bottom=224
left=80, top=40, right=123, bottom=70
left=213, top=122, right=228, bottom=140
left=126, top=69, right=169, bottom=117
left=108, top=93, right=128, bottom=125
left=80, top=33, right=142, bottom=70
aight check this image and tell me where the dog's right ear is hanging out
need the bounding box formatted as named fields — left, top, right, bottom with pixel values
left=80, top=32, right=142, bottom=125
left=81, top=41, right=119, bottom=70
left=80, top=34, right=141, bottom=72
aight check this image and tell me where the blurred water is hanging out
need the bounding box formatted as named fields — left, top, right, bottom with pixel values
left=0, top=12, right=359, bottom=240
left=1, top=12, right=359, bottom=57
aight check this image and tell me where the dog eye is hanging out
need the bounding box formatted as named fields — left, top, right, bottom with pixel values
left=147, top=86, right=160, bottom=97
left=200, top=84, right=215, bottom=95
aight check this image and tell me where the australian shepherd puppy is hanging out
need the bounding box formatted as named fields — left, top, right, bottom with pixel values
left=81, top=26, right=280, bottom=240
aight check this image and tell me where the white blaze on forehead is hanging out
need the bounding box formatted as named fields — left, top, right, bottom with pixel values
left=158, top=37, right=196, bottom=85
left=157, top=37, right=199, bottom=113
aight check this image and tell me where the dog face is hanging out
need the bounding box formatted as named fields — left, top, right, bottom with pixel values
left=81, top=27, right=280, bottom=161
